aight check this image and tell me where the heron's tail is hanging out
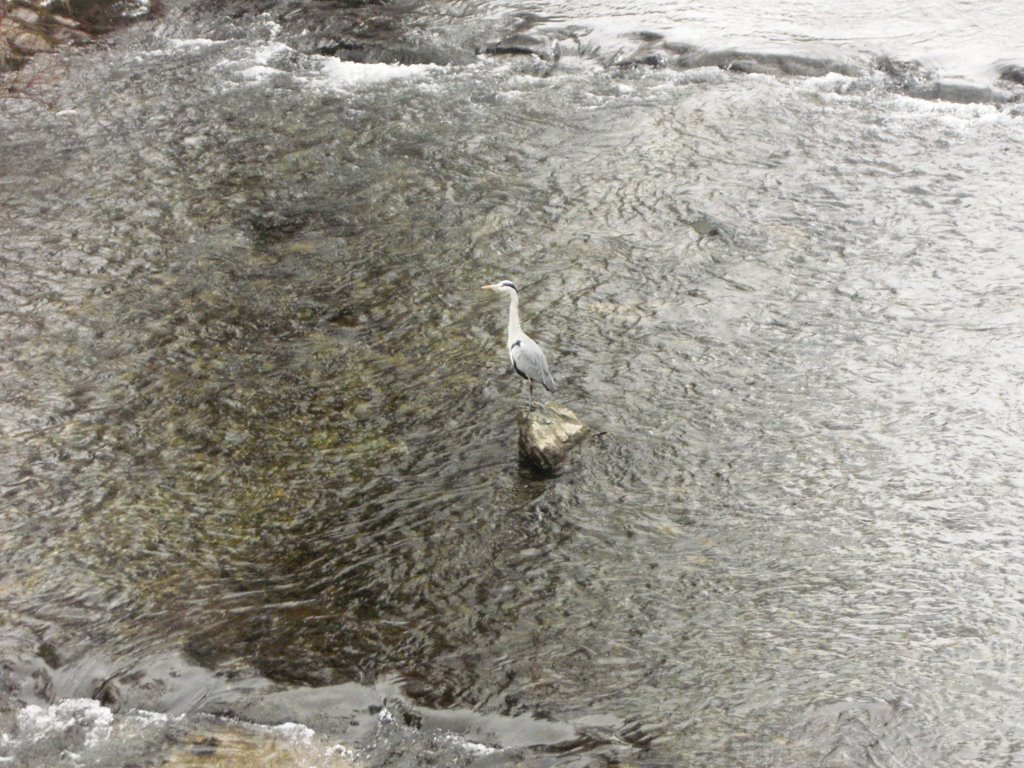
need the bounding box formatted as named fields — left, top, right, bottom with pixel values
left=542, top=371, right=556, bottom=392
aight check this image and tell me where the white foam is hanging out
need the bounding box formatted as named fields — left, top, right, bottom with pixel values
left=3, top=698, right=172, bottom=757
left=212, top=40, right=295, bottom=85
left=315, top=58, right=440, bottom=90
left=118, top=0, right=152, bottom=19
left=168, top=37, right=230, bottom=50
left=249, top=41, right=292, bottom=66
left=14, top=699, right=112, bottom=744
left=321, top=743, right=358, bottom=763
left=207, top=36, right=439, bottom=91
left=264, top=723, right=361, bottom=763
left=441, top=732, right=498, bottom=756
left=255, top=12, right=283, bottom=41
left=886, top=92, right=1015, bottom=128
left=264, top=721, right=316, bottom=742
left=235, top=64, right=285, bottom=83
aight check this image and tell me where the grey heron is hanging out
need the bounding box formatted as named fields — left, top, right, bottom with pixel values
left=483, top=280, right=556, bottom=410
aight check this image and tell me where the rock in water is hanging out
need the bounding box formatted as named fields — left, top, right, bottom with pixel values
left=518, top=402, right=588, bottom=475
left=485, top=33, right=556, bottom=60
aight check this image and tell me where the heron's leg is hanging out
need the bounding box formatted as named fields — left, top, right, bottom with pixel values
left=528, top=379, right=534, bottom=410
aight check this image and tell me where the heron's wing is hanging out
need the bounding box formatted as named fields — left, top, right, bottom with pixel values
left=509, top=334, right=556, bottom=392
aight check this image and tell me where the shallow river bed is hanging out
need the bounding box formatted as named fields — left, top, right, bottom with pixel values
left=2, top=1, right=1024, bottom=765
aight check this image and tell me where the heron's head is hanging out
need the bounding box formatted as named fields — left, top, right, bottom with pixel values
left=482, top=280, right=518, bottom=295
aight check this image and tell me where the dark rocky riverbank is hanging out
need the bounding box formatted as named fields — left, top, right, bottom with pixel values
left=1, top=0, right=154, bottom=70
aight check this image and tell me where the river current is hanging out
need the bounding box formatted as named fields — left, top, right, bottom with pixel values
left=2, top=1, right=1024, bottom=766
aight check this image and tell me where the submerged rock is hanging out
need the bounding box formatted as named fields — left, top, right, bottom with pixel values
left=7, top=26, right=52, bottom=55
left=1000, top=64, right=1024, bottom=86
left=163, top=722, right=358, bottom=767
left=485, top=33, right=555, bottom=61
left=517, top=401, right=588, bottom=476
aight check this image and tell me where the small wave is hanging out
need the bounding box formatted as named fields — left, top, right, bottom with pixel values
left=167, top=37, right=229, bottom=50
left=479, top=18, right=1024, bottom=106
left=0, top=699, right=175, bottom=765
left=0, top=697, right=359, bottom=767
left=873, top=55, right=1024, bottom=104
left=614, top=39, right=866, bottom=78
left=316, top=58, right=441, bottom=90
left=195, top=36, right=441, bottom=91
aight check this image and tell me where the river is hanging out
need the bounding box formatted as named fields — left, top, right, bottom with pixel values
left=2, top=1, right=1024, bottom=765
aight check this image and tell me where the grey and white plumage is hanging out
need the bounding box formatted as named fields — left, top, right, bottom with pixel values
left=483, top=280, right=555, bottom=409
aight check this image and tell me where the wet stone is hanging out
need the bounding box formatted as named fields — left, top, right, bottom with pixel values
left=0, top=626, right=55, bottom=707
left=163, top=724, right=358, bottom=767
left=517, top=401, right=588, bottom=476
left=8, top=7, right=40, bottom=25
left=1000, top=64, right=1024, bottom=85
left=688, top=217, right=722, bottom=238
left=485, top=33, right=555, bottom=61
left=1, top=22, right=48, bottom=55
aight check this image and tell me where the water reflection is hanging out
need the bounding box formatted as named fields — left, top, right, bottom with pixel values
left=3, top=2, right=1024, bottom=765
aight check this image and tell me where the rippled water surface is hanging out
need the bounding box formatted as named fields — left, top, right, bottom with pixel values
left=2, top=0, right=1024, bottom=765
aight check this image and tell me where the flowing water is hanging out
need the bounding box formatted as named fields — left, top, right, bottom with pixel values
left=2, top=1, right=1024, bottom=765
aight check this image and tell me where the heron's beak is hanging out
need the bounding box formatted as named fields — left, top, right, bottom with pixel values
left=481, top=284, right=496, bottom=290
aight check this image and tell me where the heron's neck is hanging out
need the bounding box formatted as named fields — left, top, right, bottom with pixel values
left=506, top=291, right=523, bottom=344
